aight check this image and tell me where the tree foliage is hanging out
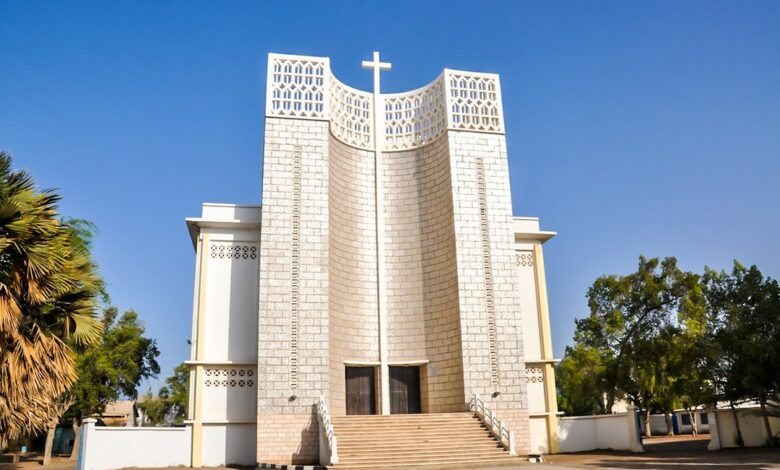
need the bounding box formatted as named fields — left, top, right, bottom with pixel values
left=164, top=362, right=189, bottom=424
left=68, top=307, right=160, bottom=420
left=565, top=256, right=704, bottom=414
left=556, top=344, right=607, bottom=415
left=703, top=263, right=780, bottom=445
left=0, top=152, right=103, bottom=448
left=136, top=363, right=189, bottom=426
left=558, top=256, right=779, bottom=443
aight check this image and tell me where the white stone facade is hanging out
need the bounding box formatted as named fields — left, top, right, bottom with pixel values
left=184, top=52, right=560, bottom=466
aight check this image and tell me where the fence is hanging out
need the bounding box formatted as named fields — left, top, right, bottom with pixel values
left=557, top=406, right=644, bottom=453
left=708, top=407, right=780, bottom=449
left=78, top=419, right=191, bottom=470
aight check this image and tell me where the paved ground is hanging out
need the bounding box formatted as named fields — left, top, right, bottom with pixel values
left=0, top=455, right=74, bottom=470
left=3, top=439, right=780, bottom=470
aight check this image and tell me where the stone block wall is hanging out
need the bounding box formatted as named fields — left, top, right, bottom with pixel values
left=257, top=117, right=330, bottom=464
left=327, top=136, right=379, bottom=416
left=383, top=133, right=465, bottom=413
left=257, top=121, right=531, bottom=460
left=447, top=130, right=530, bottom=451
left=255, top=413, right=319, bottom=465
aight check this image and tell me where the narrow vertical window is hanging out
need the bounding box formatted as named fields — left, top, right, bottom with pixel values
left=290, top=145, right=302, bottom=390
left=477, top=157, right=498, bottom=387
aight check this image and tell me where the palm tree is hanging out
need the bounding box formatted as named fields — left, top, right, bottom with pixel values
left=0, top=151, right=103, bottom=450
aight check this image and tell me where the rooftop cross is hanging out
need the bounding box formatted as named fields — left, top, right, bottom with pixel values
left=361, top=51, right=392, bottom=96
left=362, top=51, right=392, bottom=414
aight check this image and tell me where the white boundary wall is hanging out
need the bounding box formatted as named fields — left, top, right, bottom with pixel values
left=708, top=407, right=780, bottom=450
left=78, top=419, right=192, bottom=470
left=648, top=410, right=711, bottom=435
left=558, top=406, right=644, bottom=453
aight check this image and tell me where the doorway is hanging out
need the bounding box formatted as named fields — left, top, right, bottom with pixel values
left=390, top=366, right=421, bottom=414
left=345, top=367, right=376, bottom=415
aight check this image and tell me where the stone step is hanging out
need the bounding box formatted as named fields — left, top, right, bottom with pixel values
left=334, top=418, right=480, bottom=426
left=329, top=412, right=511, bottom=468
left=334, top=414, right=471, bottom=419
left=334, top=416, right=486, bottom=431
left=338, top=447, right=506, bottom=458
left=335, top=420, right=485, bottom=428
left=339, top=439, right=502, bottom=453
left=333, top=413, right=469, bottom=419
left=336, top=427, right=490, bottom=436
left=336, top=430, right=493, bottom=444
left=337, top=433, right=495, bottom=444
left=338, top=434, right=495, bottom=445
left=335, top=453, right=515, bottom=467
left=333, top=458, right=519, bottom=470
left=338, top=448, right=505, bottom=457
left=337, top=453, right=513, bottom=465
left=335, top=427, right=489, bottom=436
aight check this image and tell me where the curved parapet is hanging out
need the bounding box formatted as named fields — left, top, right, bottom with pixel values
left=330, top=75, right=374, bottom=149
left=265, top=53, right=504, bottom=151
left=383, top=76, right=446, bottom=151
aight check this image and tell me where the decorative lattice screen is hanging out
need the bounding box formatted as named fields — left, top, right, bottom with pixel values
left=266, top=54, right=505, bottom=150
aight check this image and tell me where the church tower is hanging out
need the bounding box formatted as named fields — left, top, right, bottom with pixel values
left=185, top=52, right=559, bottom=467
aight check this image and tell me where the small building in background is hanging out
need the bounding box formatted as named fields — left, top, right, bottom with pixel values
left=96, top=400, right=136, bottom=427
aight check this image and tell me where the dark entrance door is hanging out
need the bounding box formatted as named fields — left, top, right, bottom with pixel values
left=345, top=367, right=376, bottom=415
left=390, top=366, right=421, bottom=414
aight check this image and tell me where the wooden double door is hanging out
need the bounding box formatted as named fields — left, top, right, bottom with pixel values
left=345, top=367, right=376, bottom=415
left=345, top=366, right=421, bottom=415
left=390, top=366, right=421, bottom=414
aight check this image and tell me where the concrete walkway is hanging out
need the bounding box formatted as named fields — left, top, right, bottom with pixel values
left=5, top=440, right=780, bottom=470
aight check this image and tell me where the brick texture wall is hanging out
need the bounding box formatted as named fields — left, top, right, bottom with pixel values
left=256, top=413, right=319, bottom=464
left=328, top=136, right=379, bottom=416
left=447, top=130, right=531, bottom=452
left=257, top=120, right=531, bottom=462
left=383, top=134, right=465, bottom=413
left=257, top=117, right=330, bottom=464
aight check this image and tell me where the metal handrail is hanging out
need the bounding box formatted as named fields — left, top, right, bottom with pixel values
left=317, top=395, right=338, bottom=464
left=470, top=394, right=517, bottom=456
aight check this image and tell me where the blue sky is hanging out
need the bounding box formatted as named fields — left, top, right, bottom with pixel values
left=1, top=1, right=778, bottom=393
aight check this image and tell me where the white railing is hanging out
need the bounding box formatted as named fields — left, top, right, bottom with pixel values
left=471, top=395, right=517, bottom=456
left=317, top=395, right=339, bottom=465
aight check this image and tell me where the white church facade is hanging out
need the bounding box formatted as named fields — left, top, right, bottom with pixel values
left=184, top=52, right=560, bottom=467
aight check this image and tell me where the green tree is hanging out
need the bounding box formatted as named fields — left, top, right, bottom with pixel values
left=574, top=256, right=704, bottom=418
left=164, top=363, right=190, bottom=424
left=704, top=262, right=780, bottom=446
left=556, top=344, right=607, bottom=415
left=135, top=363, right=189, bottom=426
left=0, top=152, right=103, bottom=449
left=671, top=320, right=717, bottom=437
left=136, top=388, right=168, bottom=425
left=61, top=307, right=159, bottom=459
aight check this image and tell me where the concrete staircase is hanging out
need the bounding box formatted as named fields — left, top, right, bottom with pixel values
left=330, top=412, right=518, bottom=469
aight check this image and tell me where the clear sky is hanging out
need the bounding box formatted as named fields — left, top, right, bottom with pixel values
left=1, top=1, right=778, bottom=393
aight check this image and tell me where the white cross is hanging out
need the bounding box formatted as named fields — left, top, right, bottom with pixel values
left=361, top=51, right=392, bottom=96
left=362, top=51, right=392, bottom=414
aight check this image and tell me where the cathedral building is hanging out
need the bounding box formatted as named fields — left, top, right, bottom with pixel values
left=184, top=52, right=559, bottom=467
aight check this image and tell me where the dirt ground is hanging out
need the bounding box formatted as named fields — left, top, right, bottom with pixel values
left=543, top=435, right=780, bottom=469
left=3, top=438, right=780, bottom=470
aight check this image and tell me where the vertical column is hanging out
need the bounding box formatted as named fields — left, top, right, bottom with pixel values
left=706, top=407, right=721, bottom=450
left=78, top=418, right=97, bottom=470
left=532, top=242, right=560, bottom=454
left=363, top=52, right=391, bottom=415
left=626, top=405, right=645, bottom=453
left=257, top=118, right=330, bottom=464
left=448, top=131, right=530, bottom=452
left=372, top=75, right=390, bottom=416
left=190, top=233, right=209, bottom=467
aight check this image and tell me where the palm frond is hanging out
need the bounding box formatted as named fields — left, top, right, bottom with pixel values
left=0, top=152, right=103, bottom=444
